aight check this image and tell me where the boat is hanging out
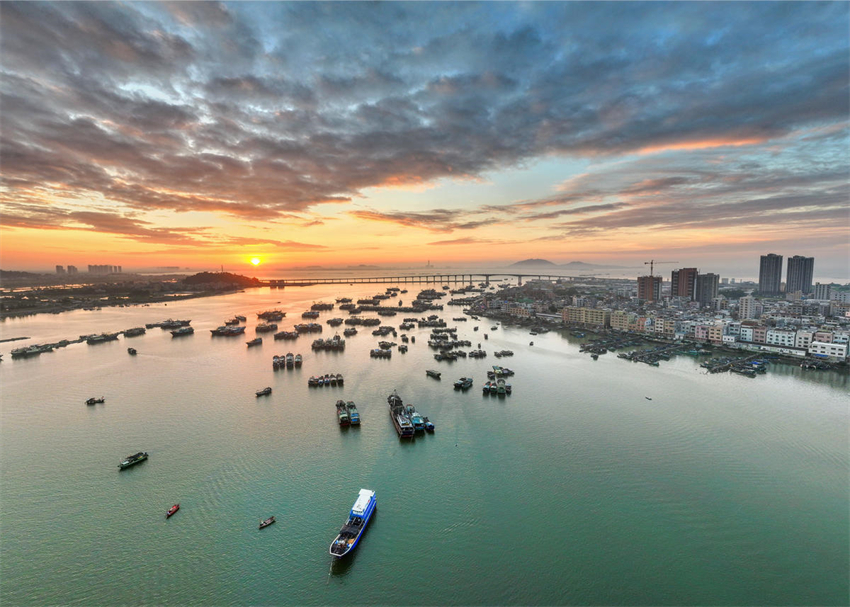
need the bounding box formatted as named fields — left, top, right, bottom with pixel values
left=225, top=318, right=239, bottom=325
left=255, top=323, right=278, bottom=333
left=483, top=381, right=491, bottom=394
left=118, top=452, right=148, bottom=469
left=170, top=327, right=194, bottom=337
left=329, top=489, right=376, bottom=558
left=406, top=405, right=425, bottom=431
left=336, top=400, right=350, bottom=426
left=591, top=354, right=598, bottom=360
left=425, top=370, right=441, bottom=379
left=127, top=348, right=137, bottom=355
left=166, top=504, right=180, bottom=518
left=247, top=338, right=262, bottom=347
left=645, top=396, right=652, bottom=400
left=87, top=332, right=120, bottom=344
left=123, top=327, right=146, bottom=337
left=388, top=390, right=415, bottom=438
left=211, top=325, right=246, bottom=336
left=256, top=387, right=272, bottom=397
left=286, top=353, right=294, bottom=368
left=86, top=397, right=105, bottom=405
left=505, top=383, right=512, bottom=394
left=235, top=315, right=247, bottom=322
left=259, top=516, right=276, bottom=529
left=453, top=377, right=473, bottom=390
left=423, top=416, right=435, bottom=432
left=529, top=341, right=533, bottom=346
left=346, top=401, right=360, bottom=425
left=294, top=354, right=302, bottom=366
left=336, top=373, right=344, bottom=385
left=497, top=378, right=506, bottom=395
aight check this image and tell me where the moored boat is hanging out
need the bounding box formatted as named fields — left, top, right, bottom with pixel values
left=425, top=370, right=441, bottom=379
left=388, top=390, right=415, bottom=438
left=170, top=327, right=194, bottom=337
left=336, top=400, right=350, bottom=425
left=329, top=489, right=376, bottom=558
left=294, top=354, right=302, bottom=366
left=118, top=452, right=148, bottom=469
left=256, top=387, right=272, bottom=397
left=166, top=504, right=180, bottom=518
left=423, top=416, right=435, bottom=432
left=259, top=516, right=276, bottom=529
left=127, top=348, right=137, bottom=355
left=247, top=337, right=262, bottom=347
left=346, top=401, right=360, bottom=425
left=86, top=397, right=105, bottom=405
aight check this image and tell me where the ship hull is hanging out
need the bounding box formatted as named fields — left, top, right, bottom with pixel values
left=329, top=494, right=376, bottom=558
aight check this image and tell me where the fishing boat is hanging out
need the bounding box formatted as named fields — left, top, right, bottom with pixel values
left=346, top=401, right=361, bottom=425
left=329, top=489, right=376, bottom=558
left=170, top=327, right=194, bottom=337
left=336, top=400, right=350, bottom=426
left=505, top=383, right=512, bottom=394
left=259, top=516, right=276, bottom=530
left=483, top=381, right=491, bottom=394
left=497, top=378, right=507, bottom=395
left=118, top=452, right=148, bottom=469
left=86, top=397, right=105, bottom=405
left=294, top=354, right=302, bottom=366
left=247, top=337, right=262, bottom=347
left=453, top=377, right=473, bottom=390
left=235, top=315, right=247, bottom=322
left=406, top=405, right=425, bottom=432
left=388, top=390, right=415, bottom=438
left=127, top=348, right=137, bottom=355
left=256, top=387, right=272, bottom=397
left=285, top=353, right=294, bottom=368
left=423, top=416, right=435, bottom=432
left=166, top=504, right=180, bottom=518
left=336, top=373, right=344, bottom=385
left=425, top=370, right=441, bottom=379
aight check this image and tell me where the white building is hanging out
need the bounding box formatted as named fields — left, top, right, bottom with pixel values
left=766, top=329, right=796, bottom=347
left=808, top=342, right=848, bottom=360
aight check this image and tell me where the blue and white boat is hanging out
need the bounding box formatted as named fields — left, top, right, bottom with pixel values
left=329, top=489, right=376, bottom=557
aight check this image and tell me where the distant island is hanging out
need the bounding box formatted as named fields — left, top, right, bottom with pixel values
left=183, top=272, right=261, bottom=287
left=508, top=259, right=632, bottom=270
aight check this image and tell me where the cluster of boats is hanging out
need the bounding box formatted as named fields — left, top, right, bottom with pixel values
left=274, top=330, right=299, bottom=340
left=171, top=327, right=194, bottom=337
left=293, top=323, right=323, bottom=333
left=257, top=310, right=285, bottom=321
left=370, top=348, right=392, bottom=358
left=335, top=400, right=361, bottom=426
left=483, top=379, right=511, bottom=395
left=255, top=323, right=278, bottom=333
left=387, top=390, right=434, bottom=437
left=453, top=377, right=473, bottom=390
left=301, top=310, right=320, bottom=319
left=272, top=353, right=302, bottom=369
left=308, top=374, right=344, bottom=387
left=312, top=336, right=345, bottom=351
left=493, top=350, right=514, bottom=358
left=211, top=325, right=246, bottom=336
left=145, top=319, right=191, bottom=329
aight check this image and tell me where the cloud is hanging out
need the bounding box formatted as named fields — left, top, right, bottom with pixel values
left=0, top=1, right=847, bottom=244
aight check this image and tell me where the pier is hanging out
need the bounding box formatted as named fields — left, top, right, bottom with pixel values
left=264, top=273, right=580, bottom=288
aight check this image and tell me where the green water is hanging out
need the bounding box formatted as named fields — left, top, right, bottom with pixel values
left=1, top=284, right=847, bottom=605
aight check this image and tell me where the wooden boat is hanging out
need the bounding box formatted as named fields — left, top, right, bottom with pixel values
left=86, top=397, right=105, bottom=406
left=259, top=516, right=276, bottom=529
left=127, top=348, right=137, bottom=355
left=166, top=504, right=180, bottom=518
left=256, top=387, right=272, bottom=397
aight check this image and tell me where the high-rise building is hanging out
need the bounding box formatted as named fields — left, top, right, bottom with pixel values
left=739, top=295, right=758, bottom=319
left=671, top=268, right=698, bottom=300
left=786, top=256, right=814, bottom=295
left=813, top=282, right=834, bottom=300
left=696, top=273, right=720, bottom=307
left=758, top=254, right=783, bottom=294
left=55, top=265, right=65, bottom=274
left=67, top=265, right=78, bottom=275
left=637, top=275, right=662, bottom=302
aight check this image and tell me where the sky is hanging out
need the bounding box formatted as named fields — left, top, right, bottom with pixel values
left=1, top=1, right=848, bottom=278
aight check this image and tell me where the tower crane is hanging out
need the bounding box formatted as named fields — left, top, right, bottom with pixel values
left=644, top=260, right=678, bottom=277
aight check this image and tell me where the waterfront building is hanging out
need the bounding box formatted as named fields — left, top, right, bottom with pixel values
left=766, top=329, right=796, bottom=347
left=758, top=254, right=783, bottom=294
left=637, top=275, right=662, bottom=302
left=786, top=256, right=814, bottom=295
left=809, top=341, right=848, bottom=360
left=696, top=273, right=720, bottom=307
left=795, top=331, right=814, bottom=349
left=562, top=306, right=611, bottom=327
left=740, top=326, right=754, bottom=342
left=753, top=326, right=768, bottom=343
left=671, top=268, right=698, bottom=300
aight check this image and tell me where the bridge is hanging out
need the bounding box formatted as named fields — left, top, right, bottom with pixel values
left=263, top=273, right=581, bottom=288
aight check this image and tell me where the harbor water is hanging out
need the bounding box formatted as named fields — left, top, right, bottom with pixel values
left=1, top=283, right=847, bottom=605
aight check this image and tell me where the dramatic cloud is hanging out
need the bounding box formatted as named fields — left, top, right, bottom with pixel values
left=0, top=1, right=847, bottom=264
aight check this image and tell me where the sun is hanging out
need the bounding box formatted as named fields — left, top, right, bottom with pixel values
left=250, top=257, right=261, bottom=266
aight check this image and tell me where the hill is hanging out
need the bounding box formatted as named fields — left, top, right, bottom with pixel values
left=509, top=258, right=557, bottom=268
left=182, top=272, right=261, bottom=287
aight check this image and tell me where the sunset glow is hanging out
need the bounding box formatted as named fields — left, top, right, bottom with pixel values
left=0, top=2, right=847, bottom=278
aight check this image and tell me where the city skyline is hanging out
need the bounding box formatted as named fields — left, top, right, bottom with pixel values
left=1, top=2, right=848, bottom=276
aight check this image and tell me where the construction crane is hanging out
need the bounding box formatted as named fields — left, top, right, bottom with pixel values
left=644, top=260, right=678, bottom=277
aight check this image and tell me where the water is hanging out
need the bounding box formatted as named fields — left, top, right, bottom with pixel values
left=2, top=284, right=847, bottom=605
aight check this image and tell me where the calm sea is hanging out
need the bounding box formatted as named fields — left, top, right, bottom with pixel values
left=1, top=281, right=847, bottom=606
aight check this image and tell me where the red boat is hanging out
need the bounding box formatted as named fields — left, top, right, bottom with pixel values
left=166, top=504, right=180, bottom=518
